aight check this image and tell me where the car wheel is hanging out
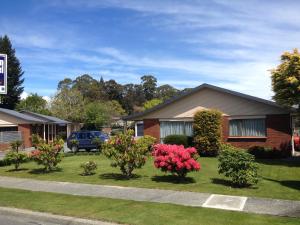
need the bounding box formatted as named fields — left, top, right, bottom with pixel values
left=71, top=146, right=78, bottom=153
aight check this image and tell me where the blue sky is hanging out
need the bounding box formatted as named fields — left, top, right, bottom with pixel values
left=0, top=0, right=299, bottom=100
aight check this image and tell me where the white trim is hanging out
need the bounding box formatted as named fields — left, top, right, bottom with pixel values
left=0, top=124, right=17, bottom=127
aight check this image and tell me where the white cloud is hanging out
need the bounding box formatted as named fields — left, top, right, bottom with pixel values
left=20, top=91, right=29, bottom=100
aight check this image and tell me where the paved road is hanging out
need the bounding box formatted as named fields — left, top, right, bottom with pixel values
left=0, top=207, right=117, bottom=225
left=0, top=176, right=299, bottom=218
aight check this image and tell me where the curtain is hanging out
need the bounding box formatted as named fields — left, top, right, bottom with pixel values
left=160, top=121, right=193, bottom=139
left=229, top=119, right=265, bottom=137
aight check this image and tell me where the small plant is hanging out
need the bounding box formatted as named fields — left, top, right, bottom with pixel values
left=102, top=130, right=155, bottom=178
left=92, top=137, right=103, bottom=150
left=152, top=144, right=200, bottom=178
left=30, top=138, right=64, bottom=172
left=4, top=140, right=27, bottom=170
left=218, top=149, right=259, bottom=187
left=80, top=161, right=97, bottom=175
left=193, top=109, right=222, bottom=156
left=163, top=135, right=193, bottom=147
left=70, top=139, right=79, bottom=152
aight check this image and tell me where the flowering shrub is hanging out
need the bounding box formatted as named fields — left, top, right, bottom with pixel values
left=30, top=139, right=64, bottom=172
left=152, top=144, right=200, bottom=177
left=102, top=130, right=156, bottom=178
left=80, top=161, right=97, bottom=176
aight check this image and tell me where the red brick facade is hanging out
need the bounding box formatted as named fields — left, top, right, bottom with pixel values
left=223, top=114, right=291, bottom=150
left=143, top=119, right=160, bottom=143
left=143, top=114, right=292, bottom=151
left=18, top=124, right=32, bottom=148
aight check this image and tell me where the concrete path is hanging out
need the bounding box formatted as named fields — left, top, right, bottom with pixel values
left=0, top=176, right=299, bottom=218
left=0, top=206, right=117, bottom=225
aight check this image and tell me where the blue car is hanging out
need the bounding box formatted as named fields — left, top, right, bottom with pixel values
left=67, top=130, right=109, bottom=152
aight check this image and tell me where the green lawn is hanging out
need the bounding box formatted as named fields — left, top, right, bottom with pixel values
left=0, top=187, right=299, bottom=225
left=0, top=154, right=299, bottom=200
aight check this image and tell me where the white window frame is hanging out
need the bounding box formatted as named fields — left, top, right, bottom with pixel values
left=135, top=121, right=144, bottom=137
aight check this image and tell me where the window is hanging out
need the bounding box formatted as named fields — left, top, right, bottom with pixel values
left=229, top=118, right=266, bottom=137
left=0, top=126, right=18, bottom=132
left=136, top=122, right=144, bottom=137
left=160, top=121, right=193, bottom=139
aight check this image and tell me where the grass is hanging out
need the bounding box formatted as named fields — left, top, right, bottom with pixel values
left=0, top=154, right=299, bottom=200
left=0, top=187, right=299, bottom=225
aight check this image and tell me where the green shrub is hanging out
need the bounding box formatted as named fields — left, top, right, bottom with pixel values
left=4, top=140, right=28, bottom=170
left=218, top=149, right=259, bottom=187
left=248, top=146, right=283, bottom=159
left=102, top=130, right=155, bottom=178
left=69, top=139, right=79, bottom=152
left=31, top=134, right=45, bottom=148
left=91, top=137, right=103, bottom=150
left=80, top=161, right=97, bottom=176
left=193, top=109, right=222, bottom=156
left=163, top=135, right=193, bottom=147
left=220, top=143, right=245, bottom=152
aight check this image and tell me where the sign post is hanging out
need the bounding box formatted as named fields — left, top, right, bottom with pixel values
left=0, top=54, right=7, bottom=95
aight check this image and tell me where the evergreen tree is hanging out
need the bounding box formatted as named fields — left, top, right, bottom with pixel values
left=0, top=35, right=24, bottom=109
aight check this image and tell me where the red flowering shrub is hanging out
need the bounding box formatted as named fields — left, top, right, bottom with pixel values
left=152, top=144, right=200, bottom=177
left=30, top=139, right=64, bottom=172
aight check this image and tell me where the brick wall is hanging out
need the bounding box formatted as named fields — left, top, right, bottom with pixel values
left=223, top=114, right=291, bottom=150
left=143, top=119, right=160, bottom=143
left=18, top=124, right=32, bottom=148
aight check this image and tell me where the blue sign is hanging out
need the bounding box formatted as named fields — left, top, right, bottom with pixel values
left=0, top=54, right=7, bottom=94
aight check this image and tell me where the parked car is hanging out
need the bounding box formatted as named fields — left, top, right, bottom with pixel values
left=67, top=130, right=109, bottom=152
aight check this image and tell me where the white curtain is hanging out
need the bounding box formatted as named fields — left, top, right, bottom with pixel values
left=229, top=119, right=265, bottom=137
left=160, top=121, right=193, bottom=139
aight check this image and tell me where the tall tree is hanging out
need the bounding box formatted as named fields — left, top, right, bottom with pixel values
left=16, top=93, right=51, bottom=115
left=57, top=78, right=73, bottom=91
left=156, top=84, right=179, bottom=100
left=0, top=35, right=24, bottom=109
left=141, top=75, right=157, bottom=101
left=51, top=88, right=86, bottom=122
left=271, top=48, right=300, bottom=112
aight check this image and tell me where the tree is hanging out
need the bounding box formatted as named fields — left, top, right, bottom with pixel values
left=84, top=102, right=111, bottom=130
left=156, top=84, right=179, bottom=100
left=51, top=88, right=86, bottom=122
left=104, top=79, right=123, bottom=102
left=0, top=35, right=24, bottom=109
left=271, top=48, right=300, bottom=112
left=16, top=93, right=51, bottom=115
left=141, top=75, right=157, bottom=101
left=57, top=78, right=73, bottom=91
left=143, top=98, right=162, bottom=110
left=72, top=74, right=102, bottom=101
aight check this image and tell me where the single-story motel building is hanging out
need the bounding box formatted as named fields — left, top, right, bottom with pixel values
left=0, top=108, right=80, bottom=151
left=124, top=84, right=299, bottom=155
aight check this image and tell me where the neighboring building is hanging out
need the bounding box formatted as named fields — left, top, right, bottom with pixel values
left=0, top=108, right=80, bottom=151
left=123, top=83, right=296, bottom=153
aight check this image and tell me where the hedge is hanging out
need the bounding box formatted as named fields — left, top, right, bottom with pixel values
left=163, top=135, right=193, bottom=147
left=193, top=109, right=222, bottom=156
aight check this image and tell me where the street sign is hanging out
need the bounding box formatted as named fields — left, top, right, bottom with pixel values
left=0, top=54, right=7, bottom=94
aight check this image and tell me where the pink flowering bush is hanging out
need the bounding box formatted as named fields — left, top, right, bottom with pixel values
left=152, top=144, right=200, bottom=177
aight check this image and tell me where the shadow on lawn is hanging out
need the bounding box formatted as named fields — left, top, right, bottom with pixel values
left=211, top=178, right=258, bottom=189
left=263, top=177, right=300, bottom=191
left=29, top=167, right=63, bottom=174
left=151, top=175, right=195, bottom=184
left=99, top=173, right=141, bottom=180
left=257, top=157, right=300, bottom=167
left=6, top=168, right=29, bottom=172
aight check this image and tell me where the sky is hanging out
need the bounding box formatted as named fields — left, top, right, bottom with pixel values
left=0, top=0, right=299, bottom=100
